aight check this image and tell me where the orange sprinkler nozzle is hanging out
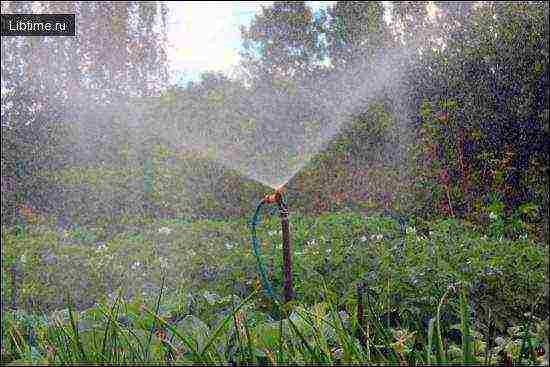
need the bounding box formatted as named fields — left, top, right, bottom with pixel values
left=263, top=186, right=284, bottom=204
left=263, top=193, right=277, bottom=204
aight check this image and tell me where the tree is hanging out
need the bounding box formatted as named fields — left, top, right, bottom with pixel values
left=240, top=1, right=325, bottom=82
left=326, top=1, right=392, bottom=70
left=403, top=1, right=549, bottom=220
left=392, top=1, right=431, bottom=49
left=1, top=1, right=170, bottom=223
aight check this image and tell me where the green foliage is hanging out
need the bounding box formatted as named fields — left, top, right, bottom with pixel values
left=241, top=1, right=326, bottom=78
left=1, top=212, right=545, bottom=333
left=1, top=266, right=546, bottom=365
left=406, top=1, right=549, bottom=228
left=1, top=1, right=548, bottom=364
left=327, top=1, right=392, bottom=68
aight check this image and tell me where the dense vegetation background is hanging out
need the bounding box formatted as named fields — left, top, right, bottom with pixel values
left=0, top=1, right=548, bottom=365
left=1, top=1, right=548, bottom=232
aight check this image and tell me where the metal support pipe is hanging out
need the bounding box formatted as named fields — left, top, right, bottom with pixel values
left=276, top=193, right=294, bottom=304
left=257, top=186, right=294, bottom=304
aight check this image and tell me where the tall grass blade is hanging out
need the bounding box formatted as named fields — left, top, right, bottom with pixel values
left=427, top=317, right=435, bottom=364
left=293, top=308, right=332, bottom=362
left=483, top=308, right=494, bottom=366
left=287, top=315, right=321, bottom=363
left=278, top=315, right=284, bottom=364
left=200, top=288, right=258, bottom=358
left=67, top=300, right=87, bottom=361
left=142, top=308, right=200, bottom=360
left=96, top=302, right=146, bottom=361
left=60, top=321, right=80, bottom=362
left=435, top=288, right=451, bottom=364
left=232, top=311, right=244, bottom=362
left=145, top=276, right=165, bottom=360
left=243, top=312, right=255, bottom=364
left=7, top=321, right=26, bottom=357
left=325, top=293, right=352, bottom=361
left=101, top=291, right=123, bottom=361
left=364, top=289, right=399, bottom=363
left=460, top=287, right=474, bottom=364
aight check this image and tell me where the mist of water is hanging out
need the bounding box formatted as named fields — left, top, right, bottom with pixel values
left=143, top=45, right=417, bottom=190
left=4, top=14, right=420, bottom=208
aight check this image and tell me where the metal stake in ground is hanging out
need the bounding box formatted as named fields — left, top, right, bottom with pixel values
left=276, top=191, right=294, bottom=304
left=261, top=186, right=294, bottom=304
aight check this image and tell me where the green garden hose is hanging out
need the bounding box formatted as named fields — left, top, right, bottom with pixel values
left=249, top=200, right=277, bottom=301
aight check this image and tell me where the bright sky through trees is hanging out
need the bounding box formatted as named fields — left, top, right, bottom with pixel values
left=165, top=1, right=441, bottom=84
left=166, top=1, right=336, bottom=84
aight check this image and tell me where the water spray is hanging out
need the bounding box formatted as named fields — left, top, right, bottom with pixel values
left=249, top=185, right=294, bottom=304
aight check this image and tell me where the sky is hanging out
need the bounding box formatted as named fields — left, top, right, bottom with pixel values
left=165, top=1, right=337, bottom=85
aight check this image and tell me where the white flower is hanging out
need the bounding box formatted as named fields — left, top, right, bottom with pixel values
left=360, top=236, right=367, bottom=243
left=326, top=248, right=332, bottom=254
left=131, top=261, right=141, bottom=270
left=159, top=257, right=169, bottom=270
left=158, top=227, right=172, bottom=235
left=306, top=238, right=317, bottom=246
left=489, top=212, right=498, bottom=220
left=95, top=244, right=108, bottom=253
left=268, top=230, right=277, bottom=237
left=189, top=249, right=196, bottom=257
left=406, top=226, right=416, bottom=235
left=20, top=254, right=27, bottom=264
left=370, top=234, right=384, bottom=241
left=224, top=242, right=234, bottom=250
left=203, top=291, right=219, bottom=305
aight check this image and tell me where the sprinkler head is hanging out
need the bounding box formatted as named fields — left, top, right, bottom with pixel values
left=263, top=185, right=285, bottom=204
left=263, top=192, right=279, bottom=204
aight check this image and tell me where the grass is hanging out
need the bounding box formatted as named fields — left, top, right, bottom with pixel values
left=1, top=279, right=546, bottom=365
left=1, top=211, right=548, bottom=365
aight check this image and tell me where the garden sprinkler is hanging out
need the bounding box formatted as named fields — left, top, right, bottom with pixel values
left=250, top=185, right=294, bottom=304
